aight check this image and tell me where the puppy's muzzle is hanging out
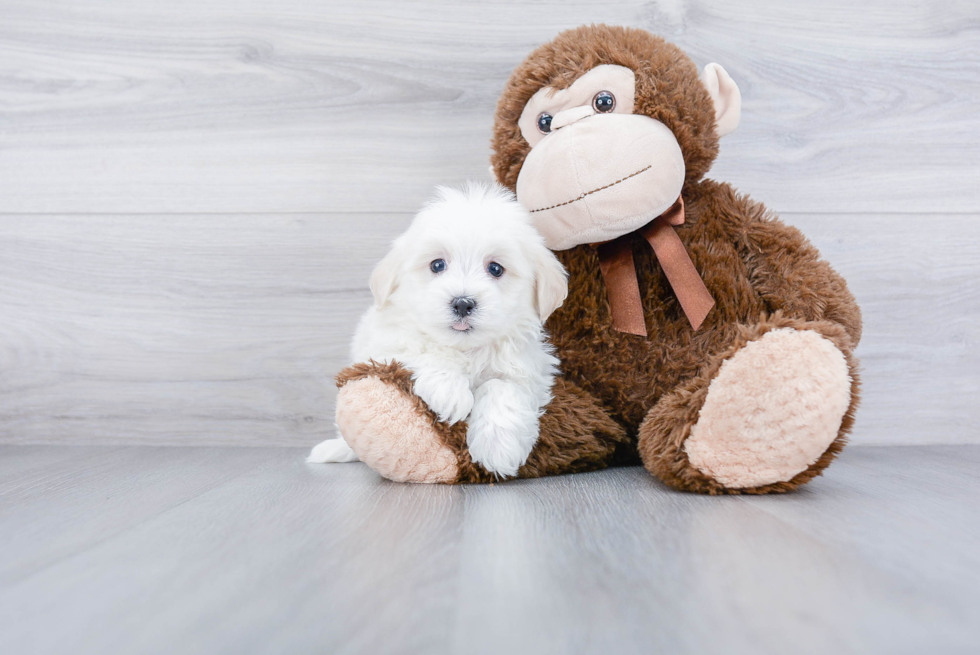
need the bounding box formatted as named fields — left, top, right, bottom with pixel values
left=451, top=297, right=477, bottom=318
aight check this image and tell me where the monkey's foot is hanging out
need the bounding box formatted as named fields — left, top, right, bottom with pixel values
left=684, top=327, right=851, bottom=488
left=640, top=317, right=859, bottom=494
left=335, top=362, right=460, bottom=484
left=335, top=362, right=629, bottom=485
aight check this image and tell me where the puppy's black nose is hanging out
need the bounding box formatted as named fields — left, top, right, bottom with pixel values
left=451, top=297, right=477, bottom=318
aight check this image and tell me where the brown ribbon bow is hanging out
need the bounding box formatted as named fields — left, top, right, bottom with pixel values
left=593, top=196, right=714, bottom=337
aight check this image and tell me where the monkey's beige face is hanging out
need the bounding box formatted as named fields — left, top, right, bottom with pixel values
left=515, top=63, right=740, bottom=251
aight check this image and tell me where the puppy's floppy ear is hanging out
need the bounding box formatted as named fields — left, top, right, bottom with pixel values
left=369, top=243, right=403, bottom=308
left=532, top=246, right=568, bottom=322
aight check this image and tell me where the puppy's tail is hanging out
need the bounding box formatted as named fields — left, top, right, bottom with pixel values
left=307, top=437, right=360, bottom=464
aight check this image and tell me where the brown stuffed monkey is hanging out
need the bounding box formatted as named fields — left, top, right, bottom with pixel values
left=334, top=24, right=861, bottom=494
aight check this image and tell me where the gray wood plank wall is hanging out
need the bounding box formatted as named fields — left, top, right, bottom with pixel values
left=1, top=1, right=978, bottom=446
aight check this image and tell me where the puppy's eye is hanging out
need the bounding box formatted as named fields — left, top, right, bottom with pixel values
left=537, top=113, right=553, bottom=134
left=593, top=91, right=615, bottom=113
left=487, top=262, right=504, bottom=278
left=430, top=259, right=447, bottom=273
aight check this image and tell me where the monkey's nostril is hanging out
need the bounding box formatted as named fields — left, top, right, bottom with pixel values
left=451, top=297, right=477, bottom=318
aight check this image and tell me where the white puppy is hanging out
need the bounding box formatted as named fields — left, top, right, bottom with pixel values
left=308, top=182, right=568, bottom=478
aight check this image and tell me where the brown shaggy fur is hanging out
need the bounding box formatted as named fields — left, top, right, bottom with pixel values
left=338, top=25, right=862, bottom=493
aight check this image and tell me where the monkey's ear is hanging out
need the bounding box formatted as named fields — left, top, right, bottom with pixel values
left=369, top=243, right=403, bottom=308
left=701, top=63, right=741, bottom=137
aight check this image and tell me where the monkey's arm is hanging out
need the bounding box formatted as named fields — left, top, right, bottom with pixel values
left=732, top=197, right=862, bottom=347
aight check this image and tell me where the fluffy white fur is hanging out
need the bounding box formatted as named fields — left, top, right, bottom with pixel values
left=308, top=182, right=568, bottom=478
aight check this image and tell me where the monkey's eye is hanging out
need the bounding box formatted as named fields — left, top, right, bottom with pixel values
left=593, top=91, right=616, bottom=113
left=430, top=259, right=447, bottom=273
left=487, top=262, right=504, bottom=278
left=536, top=113, right=553, bottom=134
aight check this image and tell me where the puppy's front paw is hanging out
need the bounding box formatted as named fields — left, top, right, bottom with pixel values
left=412, top=369, right=474, bottom=425
left=467, top=379, right=539, bottom=478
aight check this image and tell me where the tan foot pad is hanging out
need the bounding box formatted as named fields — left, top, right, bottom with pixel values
left=685, top=328, right=851, bottom=488
left=336, top=377, right=459, bottom=484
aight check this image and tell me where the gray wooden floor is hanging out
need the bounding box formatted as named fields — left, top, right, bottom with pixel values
left=1, top=444, right=978, bottom=655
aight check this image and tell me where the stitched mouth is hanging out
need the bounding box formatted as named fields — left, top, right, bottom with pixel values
left=528, top=165, right=652, bottom=213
